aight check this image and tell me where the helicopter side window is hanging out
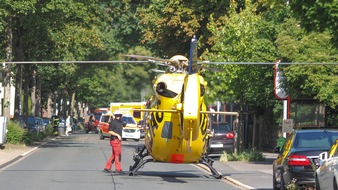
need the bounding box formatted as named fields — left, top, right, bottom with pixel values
left=161, top=122, right=173, bottom=139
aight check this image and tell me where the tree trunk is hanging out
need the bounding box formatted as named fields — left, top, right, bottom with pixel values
left=71, top=92, right=75, bottom=116
left=47, top=93, right=53, bottom=117
left=61, top=92, right=67, bottom=117
left=252, top=114, right=257, bottom=150
left=36, top=72, right=41, bottom=116
left=23, top=64, right=30, bottom=116
left=14, top=65, right=22, bottom=119
left=31, top=69, right=36, bottom=116
left=3, top=15, right=13, bottom=118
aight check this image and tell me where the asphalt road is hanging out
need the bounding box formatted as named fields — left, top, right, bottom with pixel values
left=0, top=132, right=245, bottom=190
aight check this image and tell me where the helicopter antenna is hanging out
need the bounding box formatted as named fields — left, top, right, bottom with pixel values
left=189, top=35, right=198, bottom=74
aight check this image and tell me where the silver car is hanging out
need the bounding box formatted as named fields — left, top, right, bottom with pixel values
left=315, top=138, right=338, bottom=190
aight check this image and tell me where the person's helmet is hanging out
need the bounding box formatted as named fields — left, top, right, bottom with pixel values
left=113, top=110, right=123, bottom=117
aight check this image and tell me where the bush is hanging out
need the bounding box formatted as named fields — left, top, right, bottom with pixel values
left=23, top=127, right=52, bottom=145
left=6, top=121, right=26, bottom=144
left=220, top=149, right=265, bottom=162
left=22, top=131, right=45, bottom=145
left=7, top=121, right=52, bottom=145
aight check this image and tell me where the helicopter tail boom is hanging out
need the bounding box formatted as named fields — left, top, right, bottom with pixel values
left=183, top=74, right=201, bottom=142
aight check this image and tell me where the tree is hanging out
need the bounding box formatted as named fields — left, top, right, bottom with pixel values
left=204, top=1, right=277, bottom=106
left=6, top=0, right=109, bottom=117
left=275, top=18, right=338, bottom=108
left=289, top=0, right=338, bottom=46
left=136, top=0, right=234, bottom=57
left=0, top=0, right=37, bottom=118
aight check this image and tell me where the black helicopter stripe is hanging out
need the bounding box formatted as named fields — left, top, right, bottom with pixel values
left=200, top=113, right=208, bottom=135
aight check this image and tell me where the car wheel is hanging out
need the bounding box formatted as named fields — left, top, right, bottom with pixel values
left=315, top=174, right=321, bottom=190
left=273, top=170, right=278, bottom=190
left=334, top=177, right=338, bottom=190
left=99, top=130, right=104, bottom=140
left=280, top=175, right=286, bottom=190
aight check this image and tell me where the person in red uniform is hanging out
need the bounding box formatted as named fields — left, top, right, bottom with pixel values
left=104, top=110, right=124, bottom=173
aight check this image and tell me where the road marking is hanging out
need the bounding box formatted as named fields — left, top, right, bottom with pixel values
left=195, top=163, right=255, bottom=190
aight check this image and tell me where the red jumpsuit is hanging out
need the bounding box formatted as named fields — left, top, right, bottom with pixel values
left=104, top=139, right=122, bottom=172
left=104, top=119, right=123, bottom=172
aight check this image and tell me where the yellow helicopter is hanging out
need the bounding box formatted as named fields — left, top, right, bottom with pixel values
left=125, top=36, right=239, bottom=179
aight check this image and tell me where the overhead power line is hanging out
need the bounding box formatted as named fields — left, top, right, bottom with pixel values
left=1, top=61, right=149, bottom=64
left=2, top=60, right=338, bottom=65
left=205, top=62, right=338, bottom=65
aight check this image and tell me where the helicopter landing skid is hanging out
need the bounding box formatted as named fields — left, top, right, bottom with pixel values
left=199, top=154, right=223, bottom=179
left=128, top=146, right=222, bottom=179
left=129, top=145, right=152, bottom=176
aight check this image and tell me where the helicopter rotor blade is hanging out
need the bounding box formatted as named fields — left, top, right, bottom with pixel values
left=199, top=66, right=224, bottom=72
left=150, top=69, right=166, bottom=73
left=124, top=55, right=175, bottom=65
left=191, top=61, right=224, bottom=72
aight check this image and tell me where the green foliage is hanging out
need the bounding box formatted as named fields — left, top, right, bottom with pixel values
left=6, top=121, right=52, bottom=145
left=203, top=1, right=276, bottom=109
left=289, top=0, right=338, bottom=46
left=22, top=132, right=41, bottom=145
left=6, top=121, right=25, bottom=144
left=136, top=0, right=234, bottom=56
left=275, top=18, right=338, bottom=108
left=220, top=149, right=264, bottom=162
left=1, top=0, right=338, bottom=127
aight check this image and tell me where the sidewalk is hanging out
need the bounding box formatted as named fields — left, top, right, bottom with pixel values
left=0, top=140, right=277, bottom=190
left=216, top=152, right=277, bottom=189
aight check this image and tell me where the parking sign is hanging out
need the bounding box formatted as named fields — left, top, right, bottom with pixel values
left=282, top=119, right=293, bottom=133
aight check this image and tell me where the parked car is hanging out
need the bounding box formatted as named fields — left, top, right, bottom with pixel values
left=35, top=117, right=45, bottom=132
left=273, top=128, right=338, bottom=190
left=98, top=112, right=114, bottom=139
left=58, top=117, right=66, bottom=128
left=122, top=127, right=141, bottom=141
left=121, top=115, right=141, bottom=141
left=315, top=138, right=338, bottom=190
left=42, top=117, right=50, bottom=127
left=18, top=115, right=42, bottom=133
left=98, top=113, right=140, bottom=141
left=84, top=114, right=100, bottom=133
left=207, top=122, right=234, bottom=154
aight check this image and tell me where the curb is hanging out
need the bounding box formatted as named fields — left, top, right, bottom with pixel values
left=224, top=176, right=254, bottom=190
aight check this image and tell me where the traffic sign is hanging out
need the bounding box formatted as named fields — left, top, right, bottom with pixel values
left=282, top=119, right=294, bottom=133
